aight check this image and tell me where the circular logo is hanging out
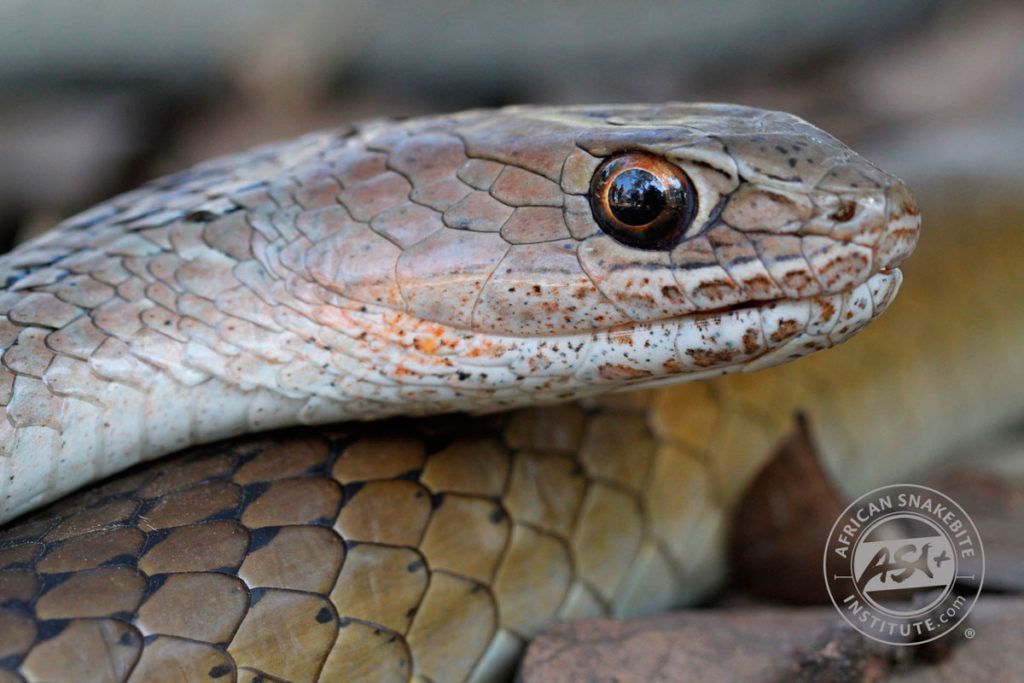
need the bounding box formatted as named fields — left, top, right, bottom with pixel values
left=823, top=484, right=984, bottom=645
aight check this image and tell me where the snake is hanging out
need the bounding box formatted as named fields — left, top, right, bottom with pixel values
left=0, top=104, right=920, bottom=682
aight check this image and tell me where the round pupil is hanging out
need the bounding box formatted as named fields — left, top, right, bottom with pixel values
left=606, top=169, right=666, bottom=226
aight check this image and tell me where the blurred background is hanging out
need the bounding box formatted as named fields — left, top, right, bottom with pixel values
left=1, top=0, right=1022, bottom=673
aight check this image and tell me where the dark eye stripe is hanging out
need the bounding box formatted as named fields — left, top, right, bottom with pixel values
left=589, top=152, right=697, bottom=250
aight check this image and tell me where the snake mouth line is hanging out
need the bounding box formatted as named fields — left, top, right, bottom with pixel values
left=478, top=269, right=900, bottom=351
left=594, top=268, right=902, bottom=393
left=648, top=267, right=902, bottom=327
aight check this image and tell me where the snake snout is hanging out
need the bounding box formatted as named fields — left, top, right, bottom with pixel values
left=879, top=180, right=922, bottom=270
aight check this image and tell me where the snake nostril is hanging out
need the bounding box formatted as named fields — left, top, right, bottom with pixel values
left=830, top=201, right=856, bottom=223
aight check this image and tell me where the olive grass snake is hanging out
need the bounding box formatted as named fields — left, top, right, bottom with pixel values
left=0, top=103, right=921, bottom=681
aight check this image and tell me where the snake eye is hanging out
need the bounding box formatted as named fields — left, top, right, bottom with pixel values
left=589, top=152, right=697, bottom=249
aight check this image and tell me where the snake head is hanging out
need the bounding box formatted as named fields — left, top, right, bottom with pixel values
left=306, top=103, right=919, bottom=410
left=16, top=103, right=920, bottom=424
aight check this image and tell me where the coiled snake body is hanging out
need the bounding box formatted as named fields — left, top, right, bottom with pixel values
left=0, top=104, right=919, bottom=681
